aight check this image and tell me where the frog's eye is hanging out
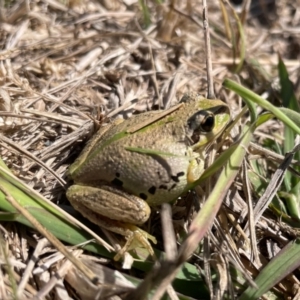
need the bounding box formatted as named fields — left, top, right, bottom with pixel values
left=201, top=114, right=215, bottom=132
left=188, top=111, right=215, bottom=133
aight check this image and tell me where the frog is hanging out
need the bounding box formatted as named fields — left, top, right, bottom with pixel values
left=66, top=93, right=230, bottom=260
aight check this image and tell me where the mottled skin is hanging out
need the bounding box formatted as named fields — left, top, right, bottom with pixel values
left=67, top=93, right=230, bottom=259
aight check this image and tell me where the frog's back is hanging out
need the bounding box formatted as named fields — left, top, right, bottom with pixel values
left=69, top=94, right=226, bottom=205
left=70, top=107, right=196, bottom=205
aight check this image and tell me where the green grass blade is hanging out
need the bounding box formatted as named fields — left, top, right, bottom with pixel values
left=239, top=239, right=300, bottom=300
left=248, top=170, right=300, bottom=228
left=195, top=144, right=238, bottom=184
left=278, top=55, right=299, bottom=112
left=231, top=8, right=246, bottom=73
left=0, top=164, right=112, bottom=257
left=184, top=122, right=254, bottom=257
left=278, top=56, right=300, bottom=193
left=138, top=0, right=151, bottom=27
left=223, top=79, right=300, bottom=135
left=278, top=191, right=300, bottom=220
left=255, top=113, right=274, bottom=127
left=278, top=108, right=300, bottom=127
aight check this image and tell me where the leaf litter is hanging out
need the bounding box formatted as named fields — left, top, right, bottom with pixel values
left=0, top=0, right=299, bottom=299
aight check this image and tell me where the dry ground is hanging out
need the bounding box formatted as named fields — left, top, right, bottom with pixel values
left=0, top=0, right=299, bottom=299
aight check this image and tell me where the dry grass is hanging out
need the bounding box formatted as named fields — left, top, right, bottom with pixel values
left=0, top=0, right=299, bottom=299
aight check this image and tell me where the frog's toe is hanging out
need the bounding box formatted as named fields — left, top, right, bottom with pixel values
left=114, top=226, right=157, bottom=261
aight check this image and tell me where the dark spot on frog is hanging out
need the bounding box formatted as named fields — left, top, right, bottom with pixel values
left=140, top=193, right=148, bottom=200
left=148, top=186, right=156, bottom=195
left=169, top=183, right=177, bottom=191
left=116, top=172, right=120, bottom=177
left=171, top=171, right=185, bottom=183
left=111, top=177, right=123, bottom=187
left=159, top=184, right=168, bottom=190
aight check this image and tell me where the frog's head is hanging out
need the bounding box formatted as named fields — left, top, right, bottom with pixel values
left=182, top=96, right=230, bottom=151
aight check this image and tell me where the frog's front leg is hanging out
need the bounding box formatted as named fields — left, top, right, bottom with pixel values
left=66, top=185, right=157, bottom=259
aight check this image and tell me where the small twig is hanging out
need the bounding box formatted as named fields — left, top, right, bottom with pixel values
left=124, top=203, right=179, bottom=300
left=242, top=160, right=261, bottom=267
left=134, top=18, right=161, bottom=106
left=17, top=238, right=49, bottom=298
left=240, top=0, right=252, bottom=24
left=203, top=236, right=213, bottom=299
left=33, top=250, right=83, bottom=300
left=152, top=204, right=178, bottom=300
left=211, top=253, right=228, bottom=299
left=250, top=142, right=300, bottom=167
left=0, top=135, right=66, bottom=187
left=161, top=203, right=178, bottom=260
left=202, top=0, right=215, bottom=99
left=0, top=234, right=18, bottom=298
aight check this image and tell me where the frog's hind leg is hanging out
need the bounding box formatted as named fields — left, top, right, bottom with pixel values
left=67, top=184, right=157, bottom=260
left=74, top=204, right=157, bottom=260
